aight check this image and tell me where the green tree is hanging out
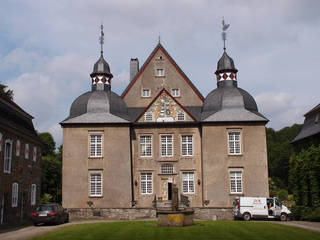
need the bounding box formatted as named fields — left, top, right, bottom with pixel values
left=38, top=132, right=62, bottom=203
left=0, top=83, right=14, bottom=100
left=39, top=132, right=56, bottom=156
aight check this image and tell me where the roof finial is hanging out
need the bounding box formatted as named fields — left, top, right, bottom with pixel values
left=221, top=17, right=230, bottom=51
left=99, top=23, right=104, bottom=57
left=158, top=32, right=161, bottom=44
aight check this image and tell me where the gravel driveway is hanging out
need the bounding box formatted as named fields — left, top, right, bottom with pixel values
left=0, top=220, right=319, bottom=240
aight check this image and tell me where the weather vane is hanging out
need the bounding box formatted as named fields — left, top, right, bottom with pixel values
left=221, top=17, right=230, bottom=51
left=99, top=23, right=104, bottom=56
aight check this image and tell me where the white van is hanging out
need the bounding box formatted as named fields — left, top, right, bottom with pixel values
left=232, top=197, right=291, bottom=221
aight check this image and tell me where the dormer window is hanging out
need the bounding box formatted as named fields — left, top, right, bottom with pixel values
left=177, top=112, right=185, bottom=121
left=156, top=68, right=165, bottom=77
left=145, top=112, right=153, bottom=121
left=141, top=89, right=151, bottom=98
left=172, top=88, right=180, bottom=97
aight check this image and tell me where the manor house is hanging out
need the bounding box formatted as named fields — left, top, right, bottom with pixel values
left=61, top=29, right=269, bottom=220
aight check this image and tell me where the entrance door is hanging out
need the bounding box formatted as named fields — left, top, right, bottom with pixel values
left=168, top=182, right=172, bottom=200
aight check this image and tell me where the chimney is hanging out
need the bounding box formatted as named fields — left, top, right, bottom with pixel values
left=130, top=58, right=139, bottom=81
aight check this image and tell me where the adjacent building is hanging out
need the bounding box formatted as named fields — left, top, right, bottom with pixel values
left=61, top=30, right=269, bottom=220
left=0, top=93, right=42, bottom=224
left=291, top=103, right=320, bottom=150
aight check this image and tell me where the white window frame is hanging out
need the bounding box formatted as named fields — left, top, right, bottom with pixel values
left=140, top=135, right=152, bottom=157
left=33, top=146, right=37, bottom=162
left=161, top=164, right=174, bottom=174
left=16, top=140, right=20, bottom=157
left=25, top=143, right=29, bottom=159
left=230, top=171, right=243, bottom=194
left=31, top=184, right=36, bottom=205
left=156, top=68, right=165, bottom=77
left=12, top=182, right=18, bottom=207
left=4, top=139, right=13, bottom=173
left=145, top=112, right=153, bottom=121
left=177, top=112, right=185, bottom=121
left=89, top=172, right=103, bottom=197
left=160, top=135, right=173, bottom=157
left=141, top=88, right=151, bottom=98
left=89, top=134, right=103, bottom=158
left=0, top=132, right=3, bottom=152
left=182, top=172, right=195, bottom=194
left=171, top=88, right=180, bottom=97
left=181, top=135, right=193, bottom=156
left=228, top=132, right=241, bottom=155
left=140, top=172, right=152, bottom=194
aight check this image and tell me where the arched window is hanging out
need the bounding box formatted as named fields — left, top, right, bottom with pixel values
left=161, top=164, right=174, bottom=174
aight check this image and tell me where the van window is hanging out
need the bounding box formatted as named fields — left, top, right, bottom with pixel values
left=275, top=200, right=281, bottom=207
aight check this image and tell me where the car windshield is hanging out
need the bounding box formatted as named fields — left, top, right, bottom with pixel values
left=36, top=205, right=54, bottom=211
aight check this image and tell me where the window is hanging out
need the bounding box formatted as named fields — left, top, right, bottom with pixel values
left=140, top=173, right=152, bottom=194
left=0, top=132, right=3, bottom=152
left=141, top=89, right=151, bottom=97
left=33, top=146, right=37, bottom=162
left=25, top=143, right=29, bottom=159
left=230, top=171, right=242, bottom=193
left=161, top=164, right=174, bottom=174
left=12, top=183, right=18, bottom=207
left=182, top=172, right=194, bottom=194
left=140, top=135, right=152, bottom=157
left=228, top=132, right=241, bottom=154
left=4, top=140, right=12, bottom=173
left=177, top=112, right=185, bottom=121
left=161, top=135, right=173, bottom=157
left=31, top=184, right=36, bottom=205
left=156, top=68, right=165, bottom=77
left=90, top=135, right=102, bottom=157
left=90, top=173, right=102, bottom=197
left=145, top=112, right=153, bottom=121
left=172, top=88, right=180, bottom=97
left=181, top=135, right=193, bottom=156
left=16, top=140, right=20, bottom=156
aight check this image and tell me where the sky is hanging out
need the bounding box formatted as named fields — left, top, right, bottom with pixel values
left=1, top=0, right=319, bottom=147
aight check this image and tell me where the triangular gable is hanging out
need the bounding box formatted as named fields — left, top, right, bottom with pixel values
left=136, top=89, right=196, bottom=122
left=121, top=43, right=204, bottom=102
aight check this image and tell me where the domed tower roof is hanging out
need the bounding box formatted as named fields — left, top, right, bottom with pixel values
left=61, top=24, right=129, bottom=124
left=201, top=50, right=267, bottom=122
left=216, top=51, right=237, bottom=73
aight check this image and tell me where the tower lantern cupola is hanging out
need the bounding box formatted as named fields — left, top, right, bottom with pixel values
left=215, top=18, right=238, bottom=88
left=90, top=24, right=113, bottom=91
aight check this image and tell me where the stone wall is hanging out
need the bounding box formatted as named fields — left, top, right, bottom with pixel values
left=68, top=208, right=156, bottom=221
left=67, top=207, right=233, bottom=221
left=193, top=207, right=233, bottom=220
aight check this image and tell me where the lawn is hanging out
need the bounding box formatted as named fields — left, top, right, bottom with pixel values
left=29, top=221, right=320, bottom=240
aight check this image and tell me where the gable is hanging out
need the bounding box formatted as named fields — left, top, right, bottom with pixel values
left=122, top=43, right=204, bottom=108
left=136, top=89, right=195, bottom=122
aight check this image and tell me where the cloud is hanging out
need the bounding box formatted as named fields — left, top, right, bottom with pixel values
left=255, top=92, right=305, bottom=129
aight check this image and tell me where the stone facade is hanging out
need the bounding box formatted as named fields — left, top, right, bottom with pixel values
left=0, top=94, right=42, bottom=224
left=61, top=42, right=269, bottom=220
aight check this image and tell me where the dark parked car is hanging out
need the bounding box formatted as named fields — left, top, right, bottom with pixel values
left=32, top=204, right=69, bottom=226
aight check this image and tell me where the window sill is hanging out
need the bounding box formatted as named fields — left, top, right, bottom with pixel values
left=229, top=193, right=244, bottom=196
left=141, top=96, right=151, bottom=98
left=89, top=196, right=103, bottom=198
left=88, top=156, right=103, bottom=159
left=228, top=154, right=243, bottom=157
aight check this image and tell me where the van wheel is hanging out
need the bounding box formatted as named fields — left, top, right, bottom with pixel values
left=243, top=213, right=251, bottom=221
left=280, top=213, right=287, bottom=221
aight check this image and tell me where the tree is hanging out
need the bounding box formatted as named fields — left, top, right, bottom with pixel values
left=39, top=132, right=56, bottom=156
left=38, top=132, right=62, bottom=203
left=0, top=83, right=14, bottom=100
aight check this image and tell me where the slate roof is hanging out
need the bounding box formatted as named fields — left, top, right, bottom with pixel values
left=0, top=93, right=42, bottom=140
left=291, top=104, right=320, bottom=143
left=61, top=90, right=129, bottom=124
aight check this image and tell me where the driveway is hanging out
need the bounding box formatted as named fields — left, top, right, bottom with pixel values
left=0, top=220, right=319, bottom=240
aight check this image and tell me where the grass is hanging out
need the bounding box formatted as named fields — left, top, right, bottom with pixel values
left=29, top=221, right=320, bottom=240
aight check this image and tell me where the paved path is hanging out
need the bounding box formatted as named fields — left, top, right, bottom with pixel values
left=0, top=220, right=319, bottom=240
